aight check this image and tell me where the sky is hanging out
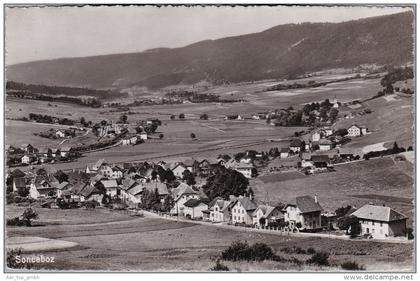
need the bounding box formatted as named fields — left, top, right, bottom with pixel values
left=5, top=5, right=413, bottom=65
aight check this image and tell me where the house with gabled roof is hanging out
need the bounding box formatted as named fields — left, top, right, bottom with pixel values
left=290, top=139, right=303, bottom=153
left=13, top=177, right=27, bottom=193
left=209, top=197, right=234, bottom=223
left=171, top=182, right=199, bottom=215
left=283, top=195, right=323, bottom=230
left=351, top=204, right=407, bottom=239
left=56, top=181, right=72, bottom=199
left=183, top=199, right=208, bottom=219
left=86, top=158, right=105, bottom=174
left=231, top=196, right=257, bottom=225
left=252, top=205, right=284, bottom=227
left=29, top=178, right=58, bottom=199
left=171, top=163, right=188, bottom=179
left=347, top=124, right=368, bottom=137
left=100, top=179, right=120, bottom=198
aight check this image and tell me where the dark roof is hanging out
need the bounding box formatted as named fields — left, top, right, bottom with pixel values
left=310, top=155, right=330, bottom=163
left=10, top=169, right=26, bottom=178
left=184, top=198, right=205, bottom=208
left=233, top=196, right=257, bottom=211
left=351, top=204, right=407, bottom=222
left=288, top=196, right=323, bottom=213
left=280, top=148, right=289, bottom=153
left=290, top=139, right=302, bottom=147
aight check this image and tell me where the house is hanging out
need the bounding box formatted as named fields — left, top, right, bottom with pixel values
left=21, top=154, right=32, bottom=165
left=280, top=148, right=289, bottom=159
left=319, top=139, right=333, bottom=151
left=55, top=130, right=66, bottom=138
left=209, top=197, right=233, bottom=223
left=283, top=195, right=323, bottom=230
left=123, top=184, right=144, bottom=207
left=121, top=133, right=139, bottom=145
left=29, top=179, right=58, bottom=199
left=310, top=155, right=330, bottom=168
left=351, top=204, right=407, bottom=239
left=323, top=127, right=333, bottom=136
left=139, top=132, right=148, bottom=140
left=171, top=163, right=188, bottom=178
left=22, top=144, right=36, bottom=154
left=252, top=205, right=284, bottom=228
left=142, top=182, right=169, bottom=202
left=232, top=162, right=255, bottom=179
left=312, top=132, right=321, bottom=142
left=171, top=183, right=199, bottom=215
left=100, top=179, right=120, bottom=198
left=37, top=147, right=52, bottom=162
left=290, top=139, right=302, bottom=153
left=347, top=125, right=368, bottom=137
left=111, top=166, right=123, bottom=179
left=98, top=163, right=115, bottom=178
left=56, top=181, right=71, bottom=198
left=78, top=184, right=104, bottom=203
left=86, top=158, right=105, bottom=174
left=231, top=196, right=257, bottom=225
left=60, top=147, right=73, bottom=158
left=13, top=177, right=27, bottom=193
left=183, top=199, right=208, bottom=219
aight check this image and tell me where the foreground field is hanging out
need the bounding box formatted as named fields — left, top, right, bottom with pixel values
left=6, top=206, right=413, bottom=272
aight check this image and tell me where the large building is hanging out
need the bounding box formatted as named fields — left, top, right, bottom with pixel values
left=351, top=204, right=407, bottom=239
left=283, top=195, right=323, bottom=230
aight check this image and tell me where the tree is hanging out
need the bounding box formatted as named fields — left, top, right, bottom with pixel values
left=100, top=120, right=107, bottom=126
left=200, top=114, right=208, bottom=120
left=335, top=205, right=352, bottom=218
left=202, top=166, right=249, bottom=201
left=21, top=208, right=38, bottom=226
left=161, top=195, right=175, bottom=212
left=170, top=115, right=175, bottom=120
left=337, top=216, right=360, bottom=235
left=80, top=117, right=86, bottom=126
left=54, top=170, right=68, bottom=183
left=329, top=108, right=339, bottom=122
left=190, top=133, right=196, bottom=139
left=179, top=113, right=185, bottom=119
left=159, top=133, right=164, bottom=139
left=182, top=169, right=196, bottom=185
left=135, top=126, right=143, bottom=133
left=335, top=128, right=348, bottom=137
left=319, top=108, right=328, bottom=121
left=119, top=114, right=128, bottom=124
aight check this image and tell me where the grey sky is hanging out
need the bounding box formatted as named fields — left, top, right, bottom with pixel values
left=5, top=5, right=412, bottom=65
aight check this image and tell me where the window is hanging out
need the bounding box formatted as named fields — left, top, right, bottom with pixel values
left=372, top=221, right=375, bottom=226
left=380, top=222, right=383, bottom=227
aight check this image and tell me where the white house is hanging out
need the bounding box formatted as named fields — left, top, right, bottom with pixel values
left=230, top=196, right=257, bottom=225
left=21, top=155, right=31, bottom=165
left=171, top=183, right=199, bottom=215
left=312, top=132, right=321, bottom=142
left=351, top=204, right=407, bottom=239
left=183, top=199, right=208, bottom=219
left=290, top=139, right=302, bottom=153
left=283, top=195, right=323, bottom=230
left=280, top=148, right=289, bottom=159
left=319, top=139, right=333, bottom=151
left=209, top=197, right=233, bottom=222
left=171, top=163, right=188, bottom=179
left=323, top=127, right=333, bottom=136
left=139, top=132, right=148, bottom=140
left=252, top=205, right=284, bottom=227
left=347, top=125, right=368, bottom=137
left=232, top=162, right=255, bottom=179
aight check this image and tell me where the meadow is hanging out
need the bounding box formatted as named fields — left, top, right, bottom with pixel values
left=6, top=206, right=414, bottom=272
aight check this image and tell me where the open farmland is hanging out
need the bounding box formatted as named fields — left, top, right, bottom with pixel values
left=5, top=206, right=413, bottom=272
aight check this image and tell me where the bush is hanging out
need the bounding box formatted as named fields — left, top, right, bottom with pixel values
left=307, top=247, right=316, bottom=254
left=210, top=260, right=229, bottom=271
left=307, top=252, right=330, bottom=266
left=7, top=248, right=34, bottom=269
left=7, top=217, right=27, bottom=226
left=341, top=261, right=365, bottom=271
left=221, top=241, right=277, bottom=262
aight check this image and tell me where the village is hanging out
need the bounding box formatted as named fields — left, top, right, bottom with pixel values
left=6, top=127, right=412, bottom=242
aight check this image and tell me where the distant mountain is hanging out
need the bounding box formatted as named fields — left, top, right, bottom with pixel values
left=6, top=11, right=413, bottom=90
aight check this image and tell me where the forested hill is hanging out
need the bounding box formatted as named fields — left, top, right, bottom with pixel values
left=7, top=11, right=413, bottom=90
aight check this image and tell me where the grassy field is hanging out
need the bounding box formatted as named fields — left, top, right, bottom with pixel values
left=5, top=206, right=414, bottom=272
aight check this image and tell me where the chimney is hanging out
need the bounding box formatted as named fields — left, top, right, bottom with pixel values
left=314, top=194, right=318, bottom=203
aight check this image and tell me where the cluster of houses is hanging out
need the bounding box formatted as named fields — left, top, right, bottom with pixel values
left=8, top=154, right=408, bottom=239
left=7, top=144, right=76, bottom=166
left=94, top=123, right=149, bottom=146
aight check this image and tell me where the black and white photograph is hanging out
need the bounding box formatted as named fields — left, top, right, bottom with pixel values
left=2, top=2, right=418, bottom=277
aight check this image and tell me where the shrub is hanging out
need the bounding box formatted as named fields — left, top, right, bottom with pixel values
left=307, top=247, right=316, bottom=254
left=307, top=252, right=330, bottom=266
left=22, top=208, right=38, bottom=226
left=210, top=259, right=229, bottom=271
left=221, top=241, right=251, bottom=261
left=249, top=243, right=277, bottom=261
left=341, top=261, right=366, bottom=271
left=7, top=217, right=26, bottom=226
left=7, top=248, right=34, bottom=269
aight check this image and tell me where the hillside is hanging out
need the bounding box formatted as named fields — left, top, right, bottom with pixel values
left=6, top=11, right=413, bottom=90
